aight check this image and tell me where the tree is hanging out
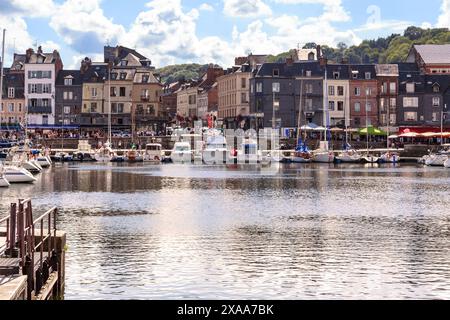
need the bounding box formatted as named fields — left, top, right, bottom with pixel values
left=303, top=42, right=317, bottom=49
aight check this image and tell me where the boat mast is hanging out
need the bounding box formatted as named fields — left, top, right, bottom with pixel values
left=108, top=62, right=112, bottom=144
left=387, top=89, right=390, bottom=152
left=296, top=75, right=304, bottom=144
left=323, top=67, right=328, bottom=145
left=365, top=87, right=369, bottom=155
left=0, top=29, right=5, bottom=135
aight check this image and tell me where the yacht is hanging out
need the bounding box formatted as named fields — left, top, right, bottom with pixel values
left=143, top=143, right=163, bottom=163
left=74, top=140, right=96, bottom=161
left=2, top=165, right=37, bottom=183
left=202, top=135, right=229, bottom=165
left=237, top=139, right=271, bottom=164
left=425, top=153, right=448, bottom=167
left=170, top=142, right=192, bottom=164
left=0, top=165, right=10, bottom=187
left=363, top=154, right=380, bottom=164
left=336, top=149, right=363, bottom=163
left=292, top=141, right=312, bottom=163
left=312, top=142, right=335, bottom=163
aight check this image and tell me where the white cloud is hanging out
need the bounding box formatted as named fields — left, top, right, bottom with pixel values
left=199, top=3, right=214, bottom=11
left=49, top=0, right=126, bottom=54
left=0, top=0, right=56, bottom=18
left=272, top=0, right=350, bottom=22
left=223, top=0, right=272, bottom=18
left=437, top=0, right=450, bottom=27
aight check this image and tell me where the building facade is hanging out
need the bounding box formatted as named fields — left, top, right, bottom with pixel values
left=348, top=65, right=379, bottom=128
left=24, top=47, right=63, bottom=127
left=1, top=66, right=25, bottom=127
left=375, top=64, right=399, bottom=128
left=55, top=70, right=82, bottom=127
left=81, top=61, right=108, bottom=130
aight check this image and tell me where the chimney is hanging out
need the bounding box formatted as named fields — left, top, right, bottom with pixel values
left=286, top=56, right=294, bottom=66
left=26, top=48, right=34, bottom=62
left=80, top=57, right=92, bottom=74
left=319, top=56, right=328, bottom=67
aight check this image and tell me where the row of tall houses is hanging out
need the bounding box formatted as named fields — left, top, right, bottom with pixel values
left=1, top=46, right=164, bottom=133
left=218, top=44, right=450, bottom=131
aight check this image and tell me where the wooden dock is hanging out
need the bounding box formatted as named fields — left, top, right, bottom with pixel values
left=0, top=200, right=66, bottom=300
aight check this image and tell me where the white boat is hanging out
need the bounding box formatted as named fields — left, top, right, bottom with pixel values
left=380, top=152, right=401, bottom=163
left=74, top=140, right=96, bottom=161
left=444, top=157, right=450, bottom=168
left=202, top=135, right=229, bottom=165
left=292, top=151, right=312, bottom=163
left=336, top=149, right=362, bottom=163
left=143, top=144, right=163, bottom=163
left=236, top=139, right=271, bottom=164
left=425, top=154, right=448, bottom=167
left=0, top=165, right=10, bottom=187
left=21, top=159, right=42, bottom=173
left=312, top=150, right=335, bottom=163
left=3, top=165, right=37, bottom=183
left=94, top=142, right=115, bottom=163
left=171, top=142, right=192, bottom=164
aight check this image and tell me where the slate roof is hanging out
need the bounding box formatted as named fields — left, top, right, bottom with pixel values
left=413, top=45, right=450, bottom=64
left=56, top=70, right=82, bottom=86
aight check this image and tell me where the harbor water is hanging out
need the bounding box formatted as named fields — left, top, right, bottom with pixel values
left=0, top=162, right=449, bottom=299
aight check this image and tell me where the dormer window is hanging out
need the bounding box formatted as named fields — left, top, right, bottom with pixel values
left=111, top=73, right=118, bottom=80
left=306, top=70, right=312, bottom=77
left=352, top=71, right=358, bottom=79
left=37, top=56, right=44, bottom=64
left=333, top=72, right=340, bottom=79
left=433, top=84, right=440, bottom=93
left=273, top=69, right=280, bottom=77
left=120, top=72, right=127, bottom=80
left=8, top=88, right=15, bottom=98
left=406, top=83, right=415, bottom=93
left=64, top=78, right=73, bottom=86
left=365, top=72, right=371, bottom=80
left=120, top=60, right=128, bottom=67
left=142, top=75, right=149, bottom=83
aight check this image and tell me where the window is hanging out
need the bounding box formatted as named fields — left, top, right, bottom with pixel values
left=64, top=78, right=73, bottom=86
left=63, top=91, right=73, bottom=100
left=404, top=112, right=417, bottom=121
left=389, top=82, right=396, bottom=94
left=64, top=119, right=70, bottom=125
left=18, top=103, right=22, bottom=112
left=8, top=88, right=14, bottom=98
left=433, top=97, right=440, bottom=107
left=432, top=112, right=439, bottom=122
left=366, top=102, right=372, bottom=112
left=111, top=87, right=117, bottom=97
left=366, top=118, right=372, bottom=126
left=366, top=88, right=372, bottom=96
left=306, top=70, right=312, bottom=77
left=352, top=72, right=358, bottom=79
left=381, top=82, right=387, bottom=94
left=256, top=82, right=263, bottom=93
left=147, top=105, right=155, bottom=115
left=120, top=87, right=126, bottom=97
left=64, top=106, right=71, bottom=114
left=241, top=92, right=248, bottom=103
left=188, top=95, right=196, bottom=105
left=273, top=69, right=280, bottom=77
left=142, top=75, right=149, bottom=83
left=273, top=97, right=280, bottom=111
left=403, top=97, right=418, bottom=107
left=272, top=82, right=280, bottom=93
left=250, top=84, right=254, bottom=93
left=329, top=101, right=335, bottom=111
left=333, top=72, right=340, bottom=79
left=90, top=102, right=98, bottom=113
left=91, top=88, right=97, bottom=97
left=337, top=86, right=344, bottom=96
left=117, top=103, right=124, bottom=113
left=43, top=84, right=51, bottom=94
left=354, top=87, right=361, bottom=96
left=433, top=85, right=440, bottom=93
left=241, top=78, right=246, bottom=89
left=304, top=84, right=312, bottom=94
left=30, top=84, right=38, bottom=94
left=120, top=60, right=128, bottom=67
left=42, top=99, right=49, bottom=107
left=390, top=114, right=396, bottom=125
left=365, top=72, right=371, bottom=80
left=120, top=73, right=127, bottom=80
left=337, top=101, right=344, bottom=111
left=141, top=89, right=149, bottom=98
left=111, top=73, right=118, bottom=80
left=42, top=115, right=49, bottom=125
left=42, top=71, right=51, bottom=78
left=8, top=103, right=14, bottom=112
left=328, top=86, right=335, bottom=96
left=406, top=83, right=415, bottom=93
left=390, top=98, right=396, bottom=108
left=354, top=102, right=361, bottom=112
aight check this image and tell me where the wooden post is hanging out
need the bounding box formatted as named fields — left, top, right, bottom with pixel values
left=7, top=203, right=17, bottom=257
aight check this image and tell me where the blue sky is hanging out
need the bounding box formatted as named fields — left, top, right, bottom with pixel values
left=0, top=0, right=448, bottom=68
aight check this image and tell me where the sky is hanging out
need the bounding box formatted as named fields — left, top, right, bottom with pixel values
left=0, top=0, right=449, bottom=69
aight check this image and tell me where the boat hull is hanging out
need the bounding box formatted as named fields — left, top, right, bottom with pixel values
left=313, top=152, right=335, bottom=163
left=363, top=156, right=380, bottom=163
left=425, top=155, right=448, bottom=167
left=202, top=149, right=228, bottom=165
left=444, top=158, right=450, bottom=168
left=3, top=167, right=37, bottom=183
left=380, top=153, right=401, bottom=163
left=171, top=152, right=192, bottom=164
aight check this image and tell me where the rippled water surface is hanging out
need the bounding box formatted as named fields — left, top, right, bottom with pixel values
left=1, top=162, right=449, bottom=299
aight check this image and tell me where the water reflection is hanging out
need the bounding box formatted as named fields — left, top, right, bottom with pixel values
left=0, top=163, right=449, bottom=299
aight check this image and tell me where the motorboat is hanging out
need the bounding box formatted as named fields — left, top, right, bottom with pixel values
left=111, top=150, right=126, bottom=162
left=202, top=135, right=229, bottom=165
left=74, top=140, right=96, bottom=162
left=170, top=142, right=192, bottom=164
left=236, top=139, right=271, bottom=164
left=94, top=142, right=115, bottom=163
left=52, top=152, right=74, bottom=162
left=380, top=152, right=401, bottom=163
left=292, top=139, right=312, bottom=163
left=36, top=155, right=52, bottom=168
left=0, top=165, right=10, bottom=187
left=126, top=149, right=143, bottom=162
left=143, top=143, right=163, bottom=163
left=2, top=165, right=37, bottom=183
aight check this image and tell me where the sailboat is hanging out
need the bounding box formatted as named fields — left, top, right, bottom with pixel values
left=94, top=63, right=115, bottom=163
left=292, top=79, right=312, bottom=163
left=362, top=88, right=379, bottom=163
left=312, top=66, right=334, bottom=163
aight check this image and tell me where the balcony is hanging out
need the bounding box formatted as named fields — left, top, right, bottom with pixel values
left=28, top=106, right=52, bottom=114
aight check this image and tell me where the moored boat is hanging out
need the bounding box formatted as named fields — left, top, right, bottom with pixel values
left=143, top=143, right=163, bottom=163
left=380, top=152, right=401, bottom=163
left=0, top=164, right=10, bottom=187
left=2, top=165, right=37, bottom=183
left=170, top=142, right=192, bottom=164
left=444, top=157, right=450, bottom=168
